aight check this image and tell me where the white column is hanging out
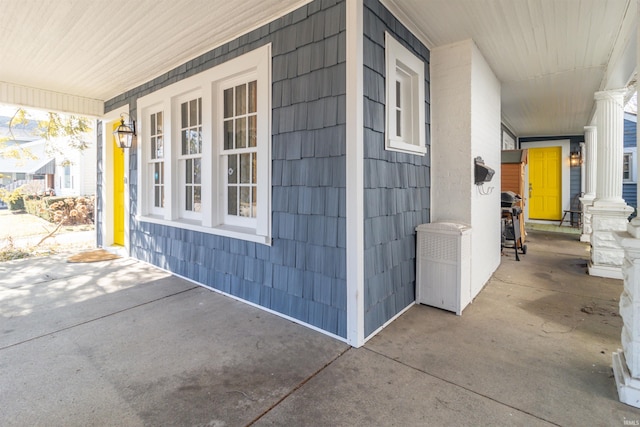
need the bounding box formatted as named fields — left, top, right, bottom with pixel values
left=584, top=126, right=597, bottom=198
left=588, top=89, right=634, bottom=279
left=580, top=126, right=596, bottom=242
left=612, top=6, right=640, bottom=407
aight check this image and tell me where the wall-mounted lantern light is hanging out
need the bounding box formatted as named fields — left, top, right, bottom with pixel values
left=113, top=113, right=136, bottom=150
left=570, top=151, right=582, bottom=167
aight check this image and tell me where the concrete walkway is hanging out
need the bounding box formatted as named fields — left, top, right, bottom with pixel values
left=1, top=231, right=640, bottom=426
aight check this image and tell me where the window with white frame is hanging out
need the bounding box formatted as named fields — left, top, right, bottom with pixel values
left=624, top=148, right=637, bottom=183
left=222, top=80, right=258, bottom=227
left=385, top=32, right=426, bottom=155
left=149, top=111, right=164, bottom=212
left=179, top=97, right=203, bottom=217
left=137, top=44, right=271, bottom=244
left=61, top=164, right=72, bottom=189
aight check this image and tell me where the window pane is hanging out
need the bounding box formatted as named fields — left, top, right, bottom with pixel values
left=248, top=80, right=257, bottom=113
left=251, top=153, right=257, bottom=184
left=197, top=128, right=202, bottom=153
left=228, top=155, right=237, bottom=184
left=198, top=98, right=202, bottom=124
left=224, top=88, right=233, bottom=118
left=240, top=187, right=250, bottom=217
left=189, top=130, right=198, bottom=154
left=159, top=162, right=164, bottom=184
left=236, top=117, right=246, bottom=149
left=181, top=102, right=188, bottom=128
left=182, top=130, right=188, bottom=155
left=151, top=114, right=156, bottom=135
left=240, top=153, right=250, bottom=183
left=396, top=110, right=402, bottom=137
left=228, top=187, right=237, bottom=215
left=235, top=84, right=246, bottom=115
left=157, top=111, right=163, bottom=133
left=190, top=99, right=198, bottom=126
left=160, top=187, right=164, bottom=208
left=251, top=187, right=257, bottom=218
left=248, top=115, right=257, bottom=147
left=224, top=120, right=234, bottom=150
left=194, top=158, right=201, bottom=184
left=194, top=186, right=201, bottom=213
left=155, top=187, right=160, bottom=208
left=151, top=137, right=157, bottom=160
left=186, top=159, right=193, bottom=184
left=396, top=80, right=401, bottom=108
left=157, top=136, right=163, bottom=158
left=154, top=163, right=161, bottom=184
left=186, top=187, right=193, bottom=211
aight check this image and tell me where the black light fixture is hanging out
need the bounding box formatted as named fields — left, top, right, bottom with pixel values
left=570, top=151, right=582, bottom=167
left=113, top=113, right=136, bottom=150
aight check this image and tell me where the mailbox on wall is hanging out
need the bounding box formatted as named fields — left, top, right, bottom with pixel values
left=474, top=156, right=495, bottom=185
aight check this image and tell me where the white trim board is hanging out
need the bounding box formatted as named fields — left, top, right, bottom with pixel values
left=345, top=0, right=365, bottom=348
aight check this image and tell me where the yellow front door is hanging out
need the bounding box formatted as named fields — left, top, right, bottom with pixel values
left=528, top=146, right=562, bottom=220
left=112, top=123, right=125, bottom=246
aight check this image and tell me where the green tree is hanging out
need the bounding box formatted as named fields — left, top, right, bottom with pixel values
left=1, top=107, right=92, bottom=160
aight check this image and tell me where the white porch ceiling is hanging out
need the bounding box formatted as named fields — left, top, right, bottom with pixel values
left=0, top=0, right=636, bottom=137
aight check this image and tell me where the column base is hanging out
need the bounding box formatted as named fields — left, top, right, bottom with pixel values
left=589, top=202, right=634, bottom=279
left=613, top=350, right=640, bottom=408
left=588, top=261, right=624, bottom=279
left=580, top=195, right=595, bottom=243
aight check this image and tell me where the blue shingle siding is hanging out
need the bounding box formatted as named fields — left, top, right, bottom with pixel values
left=362, top=0, right=431, bottom=337
left=101, top=0, right=347, bottom=338
left=625, top=117, right=636, bottom=148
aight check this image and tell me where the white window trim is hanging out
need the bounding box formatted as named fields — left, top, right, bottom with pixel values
left=624, top=147, right=637, bottom=183
left=137, top=44, right=272, bottom=245
left=384, top=32, right=426, bottom=156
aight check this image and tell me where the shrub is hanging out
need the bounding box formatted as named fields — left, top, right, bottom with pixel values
left=47, top=195, right=95, bottom=225
left=0, top=187, right=24, bottom=210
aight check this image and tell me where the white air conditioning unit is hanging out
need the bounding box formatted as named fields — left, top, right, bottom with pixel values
left=415, top=222, right=472, bottom=315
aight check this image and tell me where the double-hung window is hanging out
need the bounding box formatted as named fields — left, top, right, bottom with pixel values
left=149, top=111, right=164, bottom=213
left=385, top=32, right=426, bottom=156
left=137, top=44, right=271, bottom=244
left=179, top=97, right=202, bottom=218
left=222, top=80, right=258, bottom=227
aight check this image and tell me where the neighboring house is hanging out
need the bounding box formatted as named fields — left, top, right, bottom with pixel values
left=623, top=112, right=637, bottom=212
left=0, top=137, right=96, bottom=197
left=0, top=139, right=55, bottom=191
left=98, top=0, right=500, bottom=347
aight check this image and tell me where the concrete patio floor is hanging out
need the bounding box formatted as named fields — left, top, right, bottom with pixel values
left=1, top=231, right=640, bottom=426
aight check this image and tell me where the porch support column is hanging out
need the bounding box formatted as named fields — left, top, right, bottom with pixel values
left=580, top=126, right=596, bottom=242
left=613, top=234, right=640, bottom=408
left=588, top=89, right=633, bottom=279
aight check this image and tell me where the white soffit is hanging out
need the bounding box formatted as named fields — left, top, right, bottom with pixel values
left=383, top=0, right=636, bottom=137
left=0, top=0, right=310, bottom=116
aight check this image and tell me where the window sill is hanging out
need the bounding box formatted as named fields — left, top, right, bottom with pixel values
left=137, top=215, right=271, bottom=245
left=385, top=139, right=427, bottom=156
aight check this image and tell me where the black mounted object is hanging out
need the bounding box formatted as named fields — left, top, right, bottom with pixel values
left=474, top=156, right=495, bottom=185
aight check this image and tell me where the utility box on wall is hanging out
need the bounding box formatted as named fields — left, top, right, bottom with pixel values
left=416, top=222, right=472, bottom=315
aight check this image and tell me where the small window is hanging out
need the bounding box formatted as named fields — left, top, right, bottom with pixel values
left=623, top=149, right=636, bottom=183
left=385, top=32, right=426, bottom=156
